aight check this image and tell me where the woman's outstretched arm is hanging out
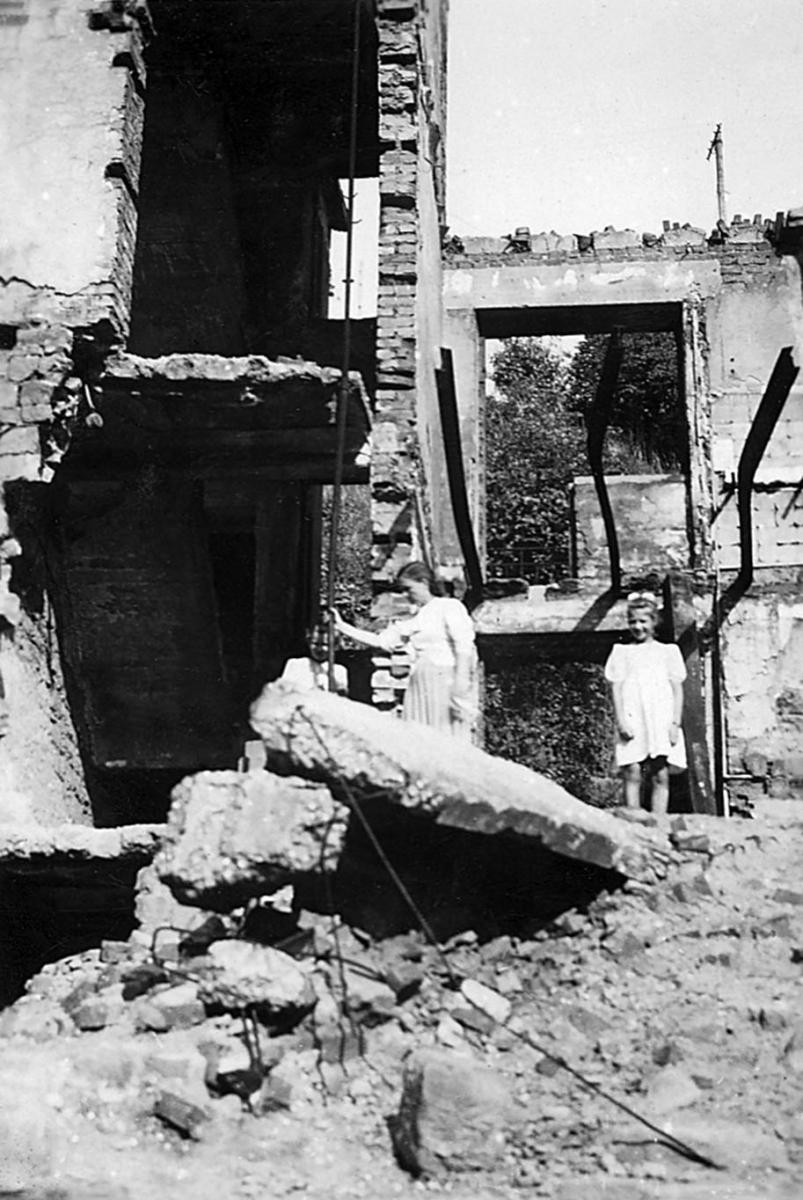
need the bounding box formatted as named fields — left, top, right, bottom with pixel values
left=329, top=608, right=386, bottom=651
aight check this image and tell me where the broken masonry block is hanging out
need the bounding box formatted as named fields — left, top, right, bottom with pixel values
left=153, top=1091, right=209, bottom=1140
left=340, top=968, right=396, bottom=1026
left=460, top=979, right=511, bottom=1026
left=154, top=770, right=347, bottom=912
left=133, top=983, right=206, bottom=1031
left=391, top=1048, right=522, bottom=1177
left=592, top=227, right=640, bottom=250
left=644, top=1065, right=701, bottom=1115
left=196, top=940, right=316, bottom=1015
left=670, top=830, right=712, bottom=853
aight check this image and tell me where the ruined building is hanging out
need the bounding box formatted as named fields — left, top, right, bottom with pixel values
left=445, top=219, right=803, bottom=812
left=0, top=0, right=448, bottom=826
left=0, top=0, right=802, bottom=992
left=0, top=0, right=448, bottom=988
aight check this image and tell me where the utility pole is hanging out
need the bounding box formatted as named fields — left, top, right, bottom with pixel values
left=706, top=123, right=727, bottom=225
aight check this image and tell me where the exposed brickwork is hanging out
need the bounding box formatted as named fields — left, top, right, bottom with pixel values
left=373, top=1, right=448, bottom=613
left=444, top=238, right=780, bottom=277
left=373, top=3, right=423, bottom=594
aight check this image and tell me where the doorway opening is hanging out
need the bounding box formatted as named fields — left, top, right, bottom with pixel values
left=479, top=301, right=694, bottom=810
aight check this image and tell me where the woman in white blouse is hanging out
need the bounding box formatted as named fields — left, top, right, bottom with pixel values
left=331, top=561, right=476, bottom=739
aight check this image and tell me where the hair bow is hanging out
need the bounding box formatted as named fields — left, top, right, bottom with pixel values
left=626, top=590, right=660, bottom=606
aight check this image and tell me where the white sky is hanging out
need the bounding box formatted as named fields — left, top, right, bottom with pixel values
left=333, top=0, right=803, bottom=315
left=446, top=0, right=803, bottom=238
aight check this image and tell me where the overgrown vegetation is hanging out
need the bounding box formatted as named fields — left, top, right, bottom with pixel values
left=484, top=660, right=619, bottom=806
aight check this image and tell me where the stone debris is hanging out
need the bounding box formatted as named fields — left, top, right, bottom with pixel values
left=153, top=1090, right=210, bottom=1140
left=0, top=793, right=799, bottom=1197
left=643, top=1064, right=701, bottom=1114
left=391, top=1048, right=520, bottom=1176
left=459, top=978, right=511, bottom=1025
left=249, top=682, right=670, bottom=882
left=197, top=940, right=316, bottom=1014
left=154, top=769, right=348, bottom=911
left=133, top=982, right=206, bottom=1032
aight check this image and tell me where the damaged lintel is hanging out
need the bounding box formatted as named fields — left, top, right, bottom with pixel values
left=472, top=586, right=630, bottom=663
left=85, top=353, right=372, bottom=480
left=0, top=823, right=163, bottom=881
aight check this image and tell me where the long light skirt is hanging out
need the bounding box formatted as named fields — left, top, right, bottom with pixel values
left=402, top=659, right=471, bottom=741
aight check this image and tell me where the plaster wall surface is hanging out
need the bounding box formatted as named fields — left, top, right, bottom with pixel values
left=720, top=593, right=803, bottom=781
left=0, top=616, right=90, bottom=826
left=443, top=257, right=722, bottom=314
left=0, top=0, right=138, bottom=318
left=572, top=475, right=688, bottom=580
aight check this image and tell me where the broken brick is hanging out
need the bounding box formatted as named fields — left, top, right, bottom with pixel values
left=153, top=1091, right=209, bottom=1140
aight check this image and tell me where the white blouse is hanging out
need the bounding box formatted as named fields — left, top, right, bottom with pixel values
left=377, top=597, right=476, bottom=668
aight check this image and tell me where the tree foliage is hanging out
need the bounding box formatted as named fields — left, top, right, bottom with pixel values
left=486, top=339, right=585, bottom=582
left=566, top=332, right=687, bottom=473
left=486, top=332, right=685, bottom=582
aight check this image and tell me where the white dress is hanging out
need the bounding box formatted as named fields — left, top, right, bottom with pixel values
left=279, top=657, right=348, bottom=694
left=604, top=640, right=687, bottom=771
left=377, top=597, right=476, bottom=738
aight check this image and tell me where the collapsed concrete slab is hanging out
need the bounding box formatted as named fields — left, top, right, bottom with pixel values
left=154, top=770, right=349, bottom=911
left=249, top=683, right=670, bottom=882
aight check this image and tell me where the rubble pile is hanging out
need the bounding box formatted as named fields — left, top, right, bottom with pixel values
left=0, top=691, right=801, bottom=1199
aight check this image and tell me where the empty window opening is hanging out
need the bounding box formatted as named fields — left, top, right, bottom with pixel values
left=329, top=179, right=380, bottom=320
left=485, top=328, right=687, bottom=585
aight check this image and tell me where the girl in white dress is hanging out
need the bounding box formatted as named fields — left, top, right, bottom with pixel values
left=604, top=592, right=687, bottom=815
left=331, top=561, right=476, bottom=740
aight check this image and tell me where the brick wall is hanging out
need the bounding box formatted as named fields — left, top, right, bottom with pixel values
left=370, top=0, right=448, bottom=707
left=373, top=0, right=447, bottom=605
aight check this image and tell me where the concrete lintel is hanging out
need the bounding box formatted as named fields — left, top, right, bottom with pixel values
left=472, top=586, right=629, bottom=638
left=443, top=259, right=723, bottom=323
left=103, top=352, right=369, bottom=404
left=92, top=353, right=372, bottom=474
left=0, top=823, right=164, bottom=879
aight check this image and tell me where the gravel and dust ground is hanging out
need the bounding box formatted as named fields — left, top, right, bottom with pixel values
left=1, top=801, right=802, bottom=1200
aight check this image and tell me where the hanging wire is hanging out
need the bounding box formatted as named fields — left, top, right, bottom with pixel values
left=326, top=0, right=362, bottom=692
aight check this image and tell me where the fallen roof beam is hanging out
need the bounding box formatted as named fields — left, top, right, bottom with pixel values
left=249, top=684, right=672, bottom=882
